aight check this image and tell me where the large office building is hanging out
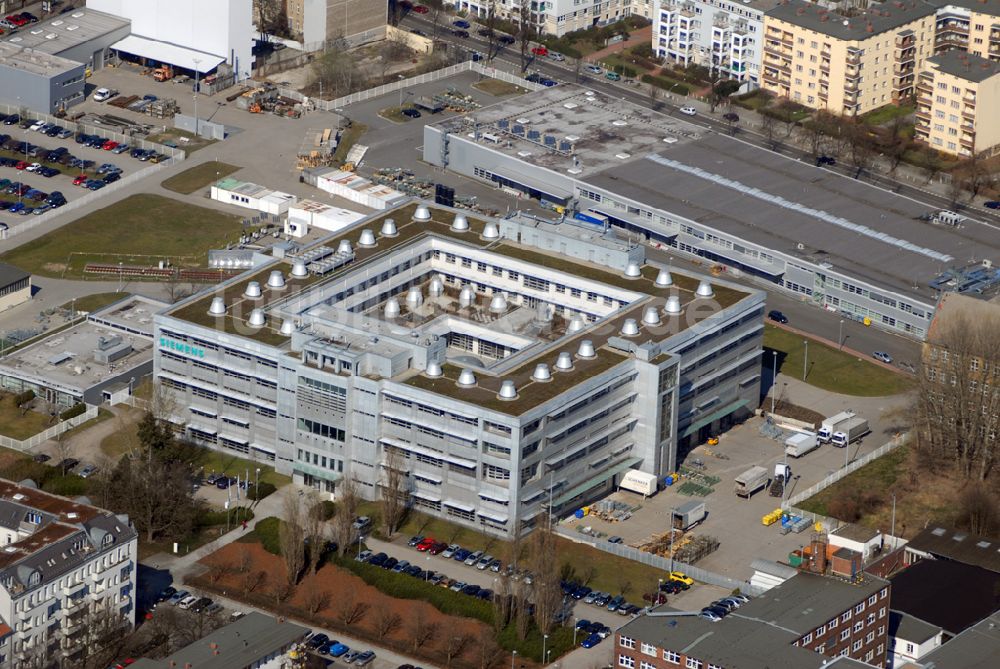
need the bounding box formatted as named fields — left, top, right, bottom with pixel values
left=423, top=85, right=1000, bottom=341
left=155, top=201, right=764, bottom=536
left=914, top=49, right=1000, bottom=157
left=0, top=480, right=138, bottom=668
left=653, top=0, right=777, bottom=87
left=615, top=571, right=891, bottom=669
left=761, top=0, right=937, bottom=115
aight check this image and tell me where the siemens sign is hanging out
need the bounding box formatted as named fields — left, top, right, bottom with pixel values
left=159, top=337, right=205, bottom=358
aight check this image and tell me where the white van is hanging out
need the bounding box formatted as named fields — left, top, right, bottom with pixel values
left=93, top=88, right=113, bottom=102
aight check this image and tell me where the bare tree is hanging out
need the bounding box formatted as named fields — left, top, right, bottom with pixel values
left=336, top=591, right=370, bottom=625
left=380, top=445, right=409, bottom=538
left=306, top=589, right=332, bottom=615
left=208, top=557, right=234, bottom=583
left=406, top=608, right=439, bottom=651
left=513, top=578, right=531, bottom=640
left=303, top=492, right=326, bottom=575
left=882, top=115, right=910, bottom=176
left=918, top=149, right=945, bottom=184
left=333, top=478, right=361, bottom=556
left=492, top=574, right=512, bottom=633
left=483, top=1, right=501, bottom=60
left=279, top=490, right=306, bottom=585
left=759, top=112, right=780, bottom=151
left=443, top=633, right=472, bottom=668
left=478, top=627, right=503, bottom=669
left=648, top=83, right=661, bottom=111
left=254, top=0, right=287, bottom=39
left=958, top=483, right=1000, bottom=535
left=373, top=603, right=403, bottom=639
left=916, top=309, right=1000, bottom=482
left=426, top=0, right=445, bottom=39
left=243, top=569, right=266, bottom=594
left=527, top=514, right=562, bottom=633
left=846, top=121, right=875, bottom=179
left=515, top=2, right=536, bottom=73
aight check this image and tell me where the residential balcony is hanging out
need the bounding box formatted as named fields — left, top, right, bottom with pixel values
left=961, top=136, right=975, bottom=149
left=964, top=92, right=977, bottom=104
left=963, top=108, right=976, bottom=121
left=896, top=33, right=915, bottom=48
left=820, top=61, right=830, bottom=74
left=894, top=51, right=915, bottom=65
left=893, top=75, right=915, bottom=88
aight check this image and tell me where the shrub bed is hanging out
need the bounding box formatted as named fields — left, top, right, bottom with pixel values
left=641, top=74, right=690, bottom=96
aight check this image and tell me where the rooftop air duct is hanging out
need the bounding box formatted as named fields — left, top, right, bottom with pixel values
left=655, top=269, right=673, bottom=287
left=696, top=280, right=715, bottom=298
left=244, top=281, right=262, bottom=299
left=555, top=351, right=574, bottom=371
left=621, top=318, right=639, bottom=336
left=358, top=229, right=377, bottom=247
left=381, top=218, right=398, bottom=237
left=624, top=262, right=641, bottom=278
left=642, top=306, right=661, bottom=325
left=531, top=363, right=552, bottom=382
left=208, top=297, right=225, bottom=316
left=425, top=361, right=443, bottom=377
left=451, top=213, right=470, bottom=232
left=248, top=309, right=266, bottom=328
left=577, top=340, right=596, bottom=359
left=413, top=204, right=432, bottom=221
left=267, top=270, right=285, bottom=289
left=498, top=380, right=518, bottom=400
left=482, top=222, right=499, bottom=240
left=457, top=368, right=477, bottom=387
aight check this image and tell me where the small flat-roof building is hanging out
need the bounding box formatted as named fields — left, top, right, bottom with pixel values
left=285, top=199, right=367, bottom=237
left=130, top=612, right=308, bottom=669
left=0, top=294, right=165, bottom=408
left=830, top=523, right=884, bottom=563
left=0, top=263, right=30, bottom=313
left=889, top=611, right=944, bottom=668
left=210, top=178, right=297, bottom=216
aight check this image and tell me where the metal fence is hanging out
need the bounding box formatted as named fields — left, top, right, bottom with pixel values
left=556, top=526, right=765, bottom=596
left=0, top=405, right=99, bottom=451
left=784, top=433, right=909, bottom=509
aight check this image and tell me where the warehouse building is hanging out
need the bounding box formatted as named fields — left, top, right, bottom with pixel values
left=0, top=263, right=30, bottom=314
left=154, top=201, right=764, bottom=536
left=0, top=295, right=164, bottom=409
left=423, top=85, right=1000, bottom=340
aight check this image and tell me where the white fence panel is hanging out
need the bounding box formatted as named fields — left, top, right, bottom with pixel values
left=0, top=405, right=99, bottom=451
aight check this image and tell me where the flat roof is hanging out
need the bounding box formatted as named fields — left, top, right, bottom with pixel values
left=765, top=0, right=936, bottom=40
left=889, top=610, right=942, bottom=644
left=429, top=85, right=704, bottom=178
left=1, top=9, right=129, bottom=56
left=582, top=134, right=1000, bottom=303
left=919, top=611, right=1000, bottom=668
left=111, top=34, right=224, bottom=73
left=890, top=559, right=1000, bottom=635
left=928, top=49, right=1000, bottom=83
left=832, top=523, right=881, bottom=544
left=0, top=263, right=29, bottom=288
left=906, top=525, right=1000, bottom=574
left=0, top=42, right=81, bottom=77
left=927, top=0, right=1000, bottom=19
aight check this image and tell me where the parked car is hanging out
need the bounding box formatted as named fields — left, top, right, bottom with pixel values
left=442, top=544, right=459, bottom=558
left=531, top=46, right=548, bottom=56
left=607, top=595, right=625, bottom=612
left=452, top=29, right=469, bottom=38
left=355, top=651, right=376, bottom=666
left=407, top=535, right=425, bottom=547
left=584, top=64, right=603, bottom=74
left=581, top=633, right=602, bottom=648
left=352, top=516, right=372, bottom=531
left=32, top=454, right=50, bottom=463
left=984, top=201, right=1000, bottom=209
left=816, top=155, right=836, bottom=166
left=476, top=554, right=494, bottom=570
left=328, top=643, right=350, bottom=657
left=452, top=19, right=471, bottom=28
left=93, top=88, right=114, bottom=102
left=872, top=351, right=893, bottom=364
left=168, top=590, right=190, bottom=606
left=453, top=548, right=472, bottom=562
left=382, top=557, right=399, bottom=571
left=767, top=309, right=788, bottom=324
left=78, top=464, right=99, bottom=478
left=464, top=550, right=483, bottom=566
left=549, top=52, right=565, bottom=61
left=699, top=609, right=723, bottom=622
left=306, top=633, right=330, bottom=650
left=356, top=550, right=373, bottom=562
left=416, top=537, right=436, bottom=552
left=177, top=595, right=199, bottom=610
left=191, top=597, right=213, bottom=613
left=56, top=458, right=79, bottom=472
left=390, top=559, right=409, bottom=573
left=668, top=571, right=694, bottom=586
left=679, top=106, right=697, bottom=116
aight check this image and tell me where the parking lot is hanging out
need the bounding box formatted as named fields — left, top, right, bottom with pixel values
left=557, top=396, right=907, bottom=582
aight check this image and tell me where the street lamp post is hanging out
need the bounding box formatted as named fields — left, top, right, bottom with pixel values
left=770, top=351, right=778, bottom=414
left=838, top=319, right=845, bottom=350
left=542, top=634, right=548, bottom=666
left=573, top=617, right=578, bottom=645
left=193, top=59, right=201, bottom=137
left=511, top=650, right=517, bottom=669
left=802, top=340, right=808, bottom=382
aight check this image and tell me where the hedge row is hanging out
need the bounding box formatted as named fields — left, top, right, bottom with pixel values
left=13, top=390, right=35, bottom=406
left=59, top=403, right=87, bottom=421
left=248, top=516, right=282, bottom=555
left=641, top=74, right=690, bottom=96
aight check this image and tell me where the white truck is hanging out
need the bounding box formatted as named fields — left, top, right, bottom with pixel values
left=735, top=466, right=769, bottom=498
left=619, top=469, right=658, bottom=497
left=831, top=416, right=871, bottom=448
left=671, top=501, right=707, bottom=530
left=784, top=432, right=819, bottom=458
left=817, top=411, right=858, bottom=444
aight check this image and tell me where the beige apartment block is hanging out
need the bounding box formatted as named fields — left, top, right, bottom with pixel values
left=931, top=0, right=1000, bottom=61
left=285, top=0, right=387, bottom=48
left=762, top=0, right=936, bottom=115
left=914, top=49, right=1000, bottom=156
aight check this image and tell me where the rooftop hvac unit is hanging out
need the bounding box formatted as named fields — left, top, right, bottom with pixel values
left=512, top=124, right=525, bottom=135
left=543, top=135, right=557, bottom=147
left=497, top=119, right=510, bottom=129
left=559, top=140, right=573, bottom=152
left=527, top=130, right=541, bottom=140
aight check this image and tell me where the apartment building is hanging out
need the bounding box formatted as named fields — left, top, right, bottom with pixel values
left=914, top=49, right=1000, bottom=156
left=155, top=202, right=764, bottom=537
left=285, top=0, right=387, bottom=48
left=0, top=480, right=137, bottom=668
left=930, top=0, right=1000, bottom=61
left=761, top=0, right=936, bottom=115
left=453, top=0, right=651, bottom=36
left=615, top=571, right=891, bottom=669
left=653, top=0, right=778, bottom=86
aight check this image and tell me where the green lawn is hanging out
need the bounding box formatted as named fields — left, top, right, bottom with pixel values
left=195, top=450, right=291, bottom=487
left=0, top=393, right=55, bottom=440
left=862, top=104, right=914, bottom=126
left=797, top=446, right=908, bottom=518
left=764, top=325, right=914, bottom=397
left=59, top=292, right=127, bottom=314
left=161, top=161, right=241, bottom=195
left=0, top=193, right=244, bottom=278
left=365, top=505, right=669, bottom=601
left=377, top=105, right=417, bottom=123
left=472, top=79, right=529, bottom=97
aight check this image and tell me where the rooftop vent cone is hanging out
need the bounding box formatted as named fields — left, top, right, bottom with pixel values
left=425, top=361, right=443, bottom=378
left=498, top=380, right=518, bottom=400
left=208, top=297, right=226, bottom=316
left=655, top=269, right=673, bottom=287
left=664, top=295, right=682, bottom=314
left=555, top=351, right=574, bottom=371
left=624, top=262, right=641, bottom=278
left=531, top=363, right=552, bottom=382
left=413, top=204, right=432, bottom=221
left=248, top=309, right=266, bottom=328
left=459, top=286, right=476, bottom=307
left=428, top=276, right=445, bottom=297
left=489, top=294, right=508, bottom=313
left=456, top=368, right=477, bottom=387
left=621, top=318, right=640, bottom=336
left=406, top=287, right=423, bottom=308
left=642, top=306, right=661, bottom=326
left=280, top=319, right=295, bottom=336
left=568, top=316, right=585, bottom=333
left=696, top=280, right=715, bottom=298
left=381, top=218, right=398, bottom=237
left=577, top=339, right=597, bottom=359
left=482, top=222, right=500, bottom=239
left=244, top=281, right=262, bottom=299
left=358, top=229, right=377, bottom=247
left=337, top=239, right=353, bottom=255
left=384, top=297, right=401, bottom=319
left=451, top=213, right=470, bottom=232
left=267, top=270, right=286, bottom=289
left=291, top=260, right=308, bottom=278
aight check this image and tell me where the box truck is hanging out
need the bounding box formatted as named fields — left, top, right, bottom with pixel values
left=735, top=466, right=769, bottom=498
left=619, top=469, right=658, bottom=496
left=784, top=432, right=819, bottom=458
left=671, top=501, right=707, bottom=530
left=830, top=417, right=870, bottom=448
left=817, top=411, right=858, bottom=444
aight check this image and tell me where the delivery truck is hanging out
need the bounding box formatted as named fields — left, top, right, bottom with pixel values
left=830, top=416, right=870, bottom=448
left=671, top=501, right=707, bottom=530
left=735, top=466, right=769, bottom=498
left=784, top=432, right=819, bottom=458
left=817, top=411, right=858, bottom=444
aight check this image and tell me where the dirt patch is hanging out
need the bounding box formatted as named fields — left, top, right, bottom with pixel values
left=771, top=400, right=824, bottom=428
left=191, top=542, right=511, bottom=669
left=42, top=263, right=67, bottom=274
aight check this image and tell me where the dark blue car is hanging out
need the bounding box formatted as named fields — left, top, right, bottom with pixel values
left=581, top=633, right=602, bottom=648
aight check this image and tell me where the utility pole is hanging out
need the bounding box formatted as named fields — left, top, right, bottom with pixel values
left=771, top=351, right=778, bottom=414
left=890, top=493, right=896, bottom=550
left=193, top=59, right=201, bottom=137
left=838, top=319, right=844, bottom=350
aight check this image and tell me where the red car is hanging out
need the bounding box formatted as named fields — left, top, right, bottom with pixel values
left=5, top=15, right=27, bottom=27
left=73, top=174, right=88, bottom=186
left=531, top=46, right=549, bottom=56
left=14, top=161, right=27, bottom=170
left=415, top=537, right=436, bottom=552
left=102, top=140, right=118, bottom=151
left=427, top=541, right=448, bottom=555
left=413, top=5, right=429, bottom=13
